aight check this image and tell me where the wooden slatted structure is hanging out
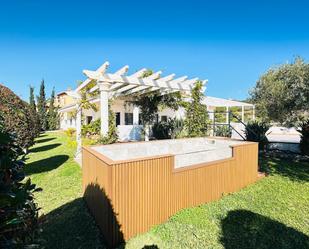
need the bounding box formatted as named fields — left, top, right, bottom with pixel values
left=82, top=140, right=258, bottom=248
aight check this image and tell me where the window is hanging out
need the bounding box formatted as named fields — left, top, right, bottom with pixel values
left=86, top=116, right=93, bottom=124
left=125, top=113, right=133, bottom=125
left=115, top=112, right=121, bottom=126
left=161, top=115, right=168, bottom=122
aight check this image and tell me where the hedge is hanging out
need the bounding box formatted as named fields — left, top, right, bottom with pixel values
left=0, top=84, right=37, bottom=149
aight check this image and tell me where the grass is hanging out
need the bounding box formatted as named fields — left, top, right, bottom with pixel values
left=25, top=132, right=104, bottom=249
left=26, top=132, right=309, bottom=249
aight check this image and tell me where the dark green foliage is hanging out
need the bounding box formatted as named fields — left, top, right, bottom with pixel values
left=37, top=80, right=47, bottom=131
left=152, top=118, right=185, bottom=140
left=0, top=84, right=36, bottom=149
left=185, top=81, right=210, bottom=137
left=29, top=86, right=41, bottom=137
left=47, top=88, right=59, bottom=130
left=215, top=125, right=232, bottom=137
left=244, top=120, right=270, bottom=150
left=152, top=121, right=171, bottom=139
left=0, top=118, right=41, bottom=248
left=299, top=119, right=309, bottom=155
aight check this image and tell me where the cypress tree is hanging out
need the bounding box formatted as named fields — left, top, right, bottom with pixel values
left=29, top=86, right=41, bottom=136
left=29, top=86, right=36, bottom=111
left=48, top=88, right=59, bottom=130
left=37, top=79, right=47, bottom=131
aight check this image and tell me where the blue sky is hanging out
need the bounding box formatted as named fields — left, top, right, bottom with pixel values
left=1, top=0, right=309, bottom=101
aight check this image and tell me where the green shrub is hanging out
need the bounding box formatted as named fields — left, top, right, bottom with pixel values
left=0, top=84, right=36, bottom=149
left=244, top=120, right=270, bottom=150
left=82, top=119, right=100, bottom=137
left=0, top=118, right=41, bottom=248
left=65, top=128, right=76, bottom=137
left=215, top=125, right=232, bottom=137
left=299, top=119, right=309, bottom=155
left=152, top=121, right=171, bottom=139
left=152, top=118, right=185, bottom=140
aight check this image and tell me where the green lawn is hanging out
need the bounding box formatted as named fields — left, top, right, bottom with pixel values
left=26, top=132, right=309, bottom=249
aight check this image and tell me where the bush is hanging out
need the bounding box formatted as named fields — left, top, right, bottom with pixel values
left=215, top=125, right=232, bottom=137
left=0, top=84, right=37, bottom=150
left=152, top=118, right=185, bottom=140
left=82, top=119, right=100, bottom=137
left=0, top=118, right=41, bottom=248
left=244, top=120, right=270, bottom=150
left=299, top=119, right=309, bottom=155
left=65, top=128, right=76, bottom=137
left=152, top=121, right=171, bottom=139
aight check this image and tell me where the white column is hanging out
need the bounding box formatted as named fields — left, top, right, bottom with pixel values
left=226, top=106, right=229, bottom=124
left=133, top=106, right=139, bottom=125
left=242, top=106, right=245, bottom=123
left=252, top=106, right=256, bottom=121
left=99, top=82, right=111, bottom=136
left=75, top=104, right=82, bottom=159
left=207, top=106, right=215, bottom=136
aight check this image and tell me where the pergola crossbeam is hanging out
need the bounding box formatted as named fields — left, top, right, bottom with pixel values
left=78, top=61, right=207, bottom=138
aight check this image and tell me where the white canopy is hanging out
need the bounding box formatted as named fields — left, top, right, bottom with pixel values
left=202, top=96, right=253, bottom=107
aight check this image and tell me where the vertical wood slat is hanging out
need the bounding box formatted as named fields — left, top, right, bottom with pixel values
left=82, top=142, right=258, bottom=248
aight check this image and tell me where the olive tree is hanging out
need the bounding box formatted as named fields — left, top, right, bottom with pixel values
left=250, top=57, right=309, bottom=125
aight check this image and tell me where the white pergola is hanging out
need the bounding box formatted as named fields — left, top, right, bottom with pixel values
left=68, top=61, right=207, bottom=157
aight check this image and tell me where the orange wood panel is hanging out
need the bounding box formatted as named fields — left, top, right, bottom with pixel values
left=82, top=142, right=258, bottom=248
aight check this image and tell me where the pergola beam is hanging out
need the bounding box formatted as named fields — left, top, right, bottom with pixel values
left=77, top=61, right=208, bottom=146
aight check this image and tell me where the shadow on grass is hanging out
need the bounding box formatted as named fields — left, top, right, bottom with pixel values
left=29, top=143, right=61, bottom=153
left=259, top=156, right=309, bottom=182
left=220, top=210, right=309, bottom=249
left=35, top=137, right=56, bottom=144
left=40, top=198, right=106, bottom=249
left=25, top=155, right=69, bottom=175
left=39, top=133, right=48, bottom=138
left=84, top=183, right=124, bottom=248
left=141, top=245, right=159, bottom=249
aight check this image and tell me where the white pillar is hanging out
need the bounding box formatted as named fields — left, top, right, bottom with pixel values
left=252, top=106, right=256, bottom=121
left=99, top=82, right=111, bottom=136
left=226, top=106, right=229, bottom=124
left=241, top=106, right=245, bottom=123
left=75, top=104, right=82, bottom=159
left=133, top=106, right=139, bottom=125
left=144, top=125, right=150, bottom=141
left=207, top=106, right=215, bottom=136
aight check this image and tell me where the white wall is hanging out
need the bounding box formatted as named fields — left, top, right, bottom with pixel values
left=59, top=98, right=187, bottom=141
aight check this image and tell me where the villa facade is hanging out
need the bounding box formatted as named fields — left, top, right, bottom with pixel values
left=58, top=92, right=254, bottom=141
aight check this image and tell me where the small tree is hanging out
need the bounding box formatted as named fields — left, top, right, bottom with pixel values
left=29, top=86, right=41, bottom=137
left=131, top=69, right=183, bottom=140
left=37, top=79, right=47, bottom=131
left=47, top=88, right=59, bottom=130
left=185, top=81, right=209, bottom=137
left=250, top=57, right=309, bottom=125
